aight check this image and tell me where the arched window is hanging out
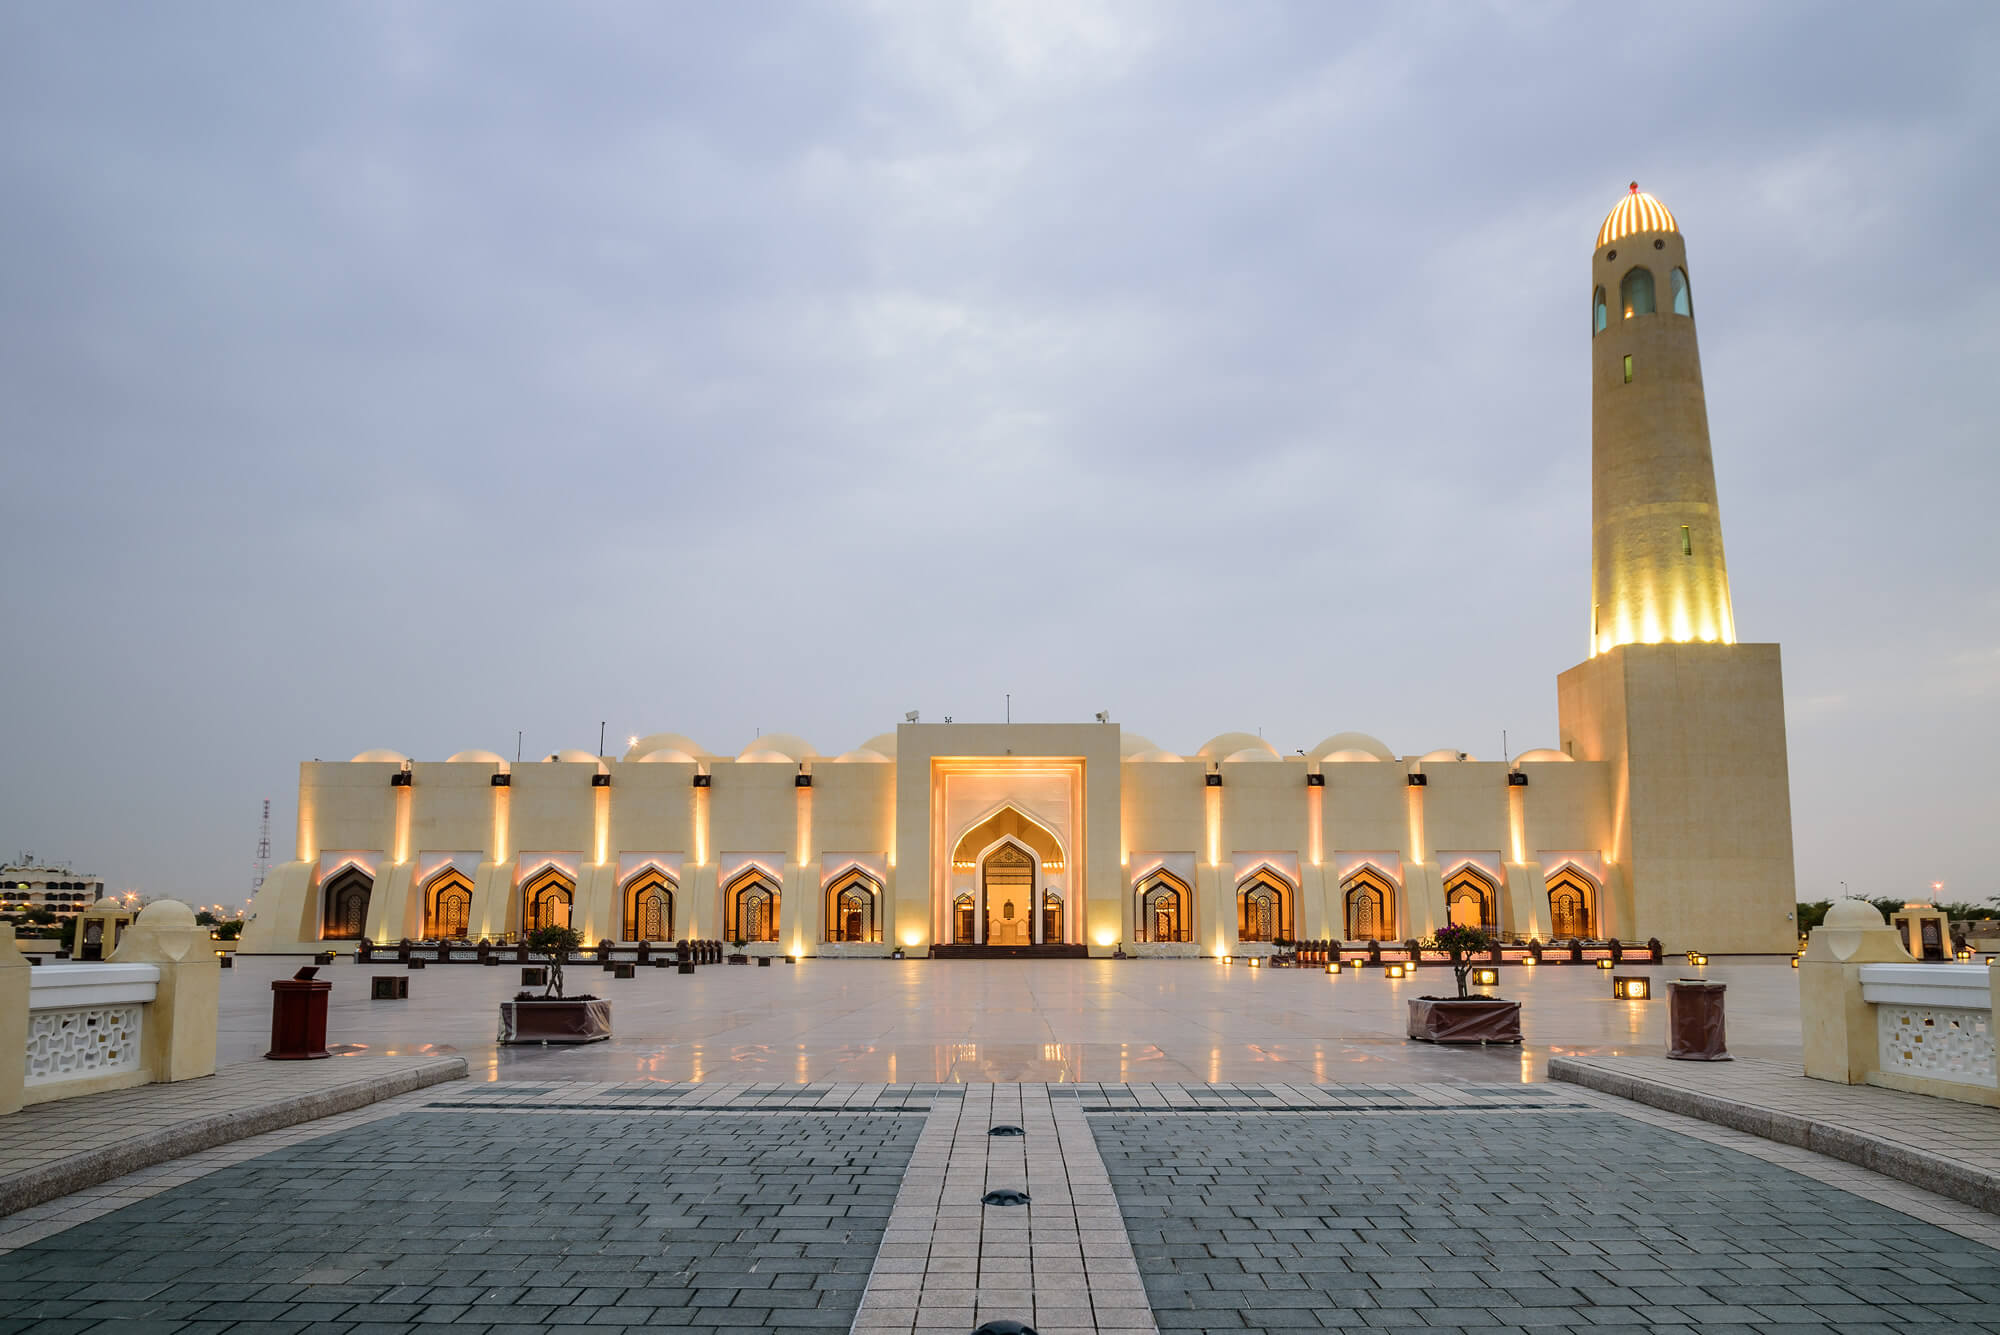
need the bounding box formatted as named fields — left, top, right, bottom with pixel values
left=320, top=866, right=373, bottom=941
left=1620, top=266, right=1655, bottom=318
left=1547, top=869, right=1597, bottom=939
left=623, top=870, right=675, bottom=942
left=953, top=893, right=976, bottom=944
left=1041, top=891, right=1064, bottom=945
left=1443, top=867, right=1497, bottom=932
left=1236, top=869, right=1295, bottom=943
left=521, top=866, right=575, bottom=935
left=824, top=868, right=880, bottom=943
left=1592, top=285, right=1608, bottom=335
left=725, top=870, right=779, bottom=943
left=1670, top=267, right=1691, bottom=316
left=422, top=868, right=474, bottom=940
left=1342, top=868, right=1397, bottom=941
left=1134, top=872, right=1192, bottom=943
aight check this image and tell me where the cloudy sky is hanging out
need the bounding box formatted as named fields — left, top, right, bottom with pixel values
left=2, top=2, right=1993, bottom=906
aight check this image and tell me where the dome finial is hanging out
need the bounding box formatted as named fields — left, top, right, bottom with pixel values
left=1630, top=181, right=1640, bottom=194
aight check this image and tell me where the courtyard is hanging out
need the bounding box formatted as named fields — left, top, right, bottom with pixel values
left=214, top=955, right=1807, bottom=1083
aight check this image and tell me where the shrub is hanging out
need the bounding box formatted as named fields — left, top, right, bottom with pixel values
left=1420, top=922, right=1496, bottom=999
left=524, top=924, right=584, bottom=997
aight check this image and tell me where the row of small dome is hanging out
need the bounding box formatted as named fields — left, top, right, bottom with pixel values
left=351, top=730, right=1571, bottom=768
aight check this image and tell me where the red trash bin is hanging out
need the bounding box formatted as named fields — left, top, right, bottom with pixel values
left=268, top=966, right=332, bottom=1060
left=1666, top=980, right=1730, bottom=1061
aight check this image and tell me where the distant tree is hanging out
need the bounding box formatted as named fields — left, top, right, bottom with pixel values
left=215, top=920, right=244, bottom=941
left=1796, top=901, right=1833, bottom=933
left=194, top=910, right=219, bottom=926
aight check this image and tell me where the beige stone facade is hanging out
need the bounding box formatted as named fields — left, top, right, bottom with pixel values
left=241, top=186, right=1799, bottom=959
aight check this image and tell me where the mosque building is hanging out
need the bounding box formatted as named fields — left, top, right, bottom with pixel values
left=240, top=185, right=1797, bottom=958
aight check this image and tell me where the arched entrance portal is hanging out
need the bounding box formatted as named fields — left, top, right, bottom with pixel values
left=947, top=804, right=1068, bottom=947
left=320, top=866, right=372, bottom=941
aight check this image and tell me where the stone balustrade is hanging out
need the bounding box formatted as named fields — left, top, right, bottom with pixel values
left=1801, top=899, right=1997, bottom=1109
left=1, top=900, right=220, bottom=1114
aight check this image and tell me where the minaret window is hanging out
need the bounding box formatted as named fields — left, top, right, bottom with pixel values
left=1670, top=267, right=1691, bottom=316
left=1681, top=526, right=1693, bottom=556
left=1592, top=286, right=1608, bottom=335
left=1620, top=266, right=1655, bottom=318
left=1623, top=355, right=1633, bottom=384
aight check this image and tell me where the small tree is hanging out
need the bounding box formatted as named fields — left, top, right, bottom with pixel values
left=525, top=923, right=584, bottom=998
left=1422, top=922, right=1497, bottom=999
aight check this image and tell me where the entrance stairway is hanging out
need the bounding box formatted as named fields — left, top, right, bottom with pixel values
left=929, top=943, right=1091, bottom=960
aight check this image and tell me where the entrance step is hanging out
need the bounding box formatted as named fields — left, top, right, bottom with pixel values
left=929, top=943, right=1090, bottom=960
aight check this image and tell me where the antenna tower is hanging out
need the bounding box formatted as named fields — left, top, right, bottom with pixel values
left=253, top=798, right=272, bottom=894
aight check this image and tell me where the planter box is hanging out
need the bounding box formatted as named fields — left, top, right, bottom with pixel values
left=1407, top=997, right=1522, bottom=1045
left=498, top=998, right=613, bottom=1045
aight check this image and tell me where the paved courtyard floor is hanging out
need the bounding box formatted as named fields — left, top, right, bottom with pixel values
left=218, top=956, right=1805, bottom=1082
left=2, top=1081, right=1997, bottom=1333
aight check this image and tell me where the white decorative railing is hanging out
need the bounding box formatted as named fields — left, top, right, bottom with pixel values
left=24, top=963, right=160, bottom=1091
left=1860, top=963, right=1996, bottom=1091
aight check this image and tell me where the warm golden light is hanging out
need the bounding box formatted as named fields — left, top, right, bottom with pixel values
left=1472, top=967, right=1499, bottom=987
left=1385, top=963, right=1407, bottom=979
left=1612, top=975, right=1651, bottom=1000
left=900, top=930, right=923, bottom=948
left=1093, top=930, right=1116, bottom=947
left=1325, top=961, right=1341, bottom=975
left=1595, top=958, right=1614, bottom=971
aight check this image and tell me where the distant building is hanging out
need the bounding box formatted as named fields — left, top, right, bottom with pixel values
left=242, top=186, right=1797, bottom=957
left=1, top=858, right=105, bottom=918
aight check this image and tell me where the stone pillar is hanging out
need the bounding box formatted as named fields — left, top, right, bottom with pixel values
left=1800, top=899, right=1912, bottom=1086
left=109, top=900, right=220, bottom=1085
left=0, top=925, right=29, bottom=1114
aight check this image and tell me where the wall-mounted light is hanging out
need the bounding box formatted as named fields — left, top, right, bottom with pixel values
left=491, top=774, right=510, bottom=787
left=390, top=771, right=412, bottom=787
left=1306, top=773, right=1325, bottom=787
left=795, top=770, right=812, bottom=788
left=692, top=773, right=711, bottom=788
left=1507, top=772, right=1528, bottom=787
left=591, top=774, right=611, bottom=788
left=1205, top=767, right=1222, bottom=787
left=1612, top=975, right=1650, bottom=1000
left=1407, top=773, right=1427, bottom=787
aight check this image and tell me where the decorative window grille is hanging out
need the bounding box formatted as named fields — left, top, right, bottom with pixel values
left=26, top=1006, right=143, bottom=1086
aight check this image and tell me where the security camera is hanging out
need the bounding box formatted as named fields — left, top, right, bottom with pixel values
left=905, top=711, right=919, bottom=724
left=1095, top=711, right=1109, bottom=724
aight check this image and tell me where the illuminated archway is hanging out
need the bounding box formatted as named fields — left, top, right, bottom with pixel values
left=623, top=869, right=676, bottom=942
left=949, top=805, right=1066, bottom=947
left=825, top=867, right=881, bottom=943
left=422, top=868, right=473, bottom=940
left=1443, top=866, right=1497, bottom=932
left=725, top=869, right=779, bottom=943
left=521, top=866, right=575, bottom=935
left=1134, top=870, right=1192, bottom=943
left=1547, top=867, right=1598, bottom=939
left=1342, top=867, right=1397, bottom=941
left=982, top=842, right=1037, bottom=946
left=1236, top=867, right=1295, bottom=944
left=320, top=866, right=372, bottom=941
left=953, top=892, right=976, bottom=945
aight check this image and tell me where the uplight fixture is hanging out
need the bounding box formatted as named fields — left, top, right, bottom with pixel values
left=1384, top=963, right=1407, bottom=979
left=1611, top=975, right=1651, bottom=1000
left=1688, top=953, right=1708, bottom=966
left=1595, top=958, right=1614, bottom=971
left=1325, top=961, right=1342, bottom=975
left=1790, top=956, right=1800, bottom=968
left=1471, top=967, right=1499, bottom=987
left=1955, top=946, right=1973, bottom=962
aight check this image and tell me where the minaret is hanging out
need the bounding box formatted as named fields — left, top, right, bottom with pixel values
left=1589, top=183, right=1735, bottom=655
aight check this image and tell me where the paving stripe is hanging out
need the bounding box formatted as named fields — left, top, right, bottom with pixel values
left=853, top=1084, right=1157, bottom=1335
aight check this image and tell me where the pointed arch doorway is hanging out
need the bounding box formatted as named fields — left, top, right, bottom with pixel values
left=944, top=803, right=1070, bottom=951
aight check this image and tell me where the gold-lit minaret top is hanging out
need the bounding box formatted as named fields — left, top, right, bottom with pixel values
left=1588, top=183, right=1735, bottom=656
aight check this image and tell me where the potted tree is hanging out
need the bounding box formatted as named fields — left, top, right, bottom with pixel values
left=499, top=924, right=612, bottom=1044
left=1406, top=923, right=1521, bottom=1044
left=727, top=938, right=750, bottom=965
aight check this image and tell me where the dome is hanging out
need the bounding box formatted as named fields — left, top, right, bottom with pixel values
left=623, top=733, right=713, bottom=760
left=1120, top=733, right=1162, bottom=758
left=1824, top=899, right=1887, bottom=930
left=1197, top=732, right=1277, bottom=760
left=446, top=749, right=506, bottom=764
left=136, top=899, right=196, bottom=927
left=1308, top=732, right=1393, bottom=762
left=1597, top=182, right=1678, bottom=248
left=1419, top=749, right=1475, bottom=763
left=860, top=733, right=899, bottom=756
left=86, top=897, right=126, bottom=915
left=739, top=749, right=795, bottom=764
left=737, top=733, right=818, bottom=762
left=1512, top=748, right=1572, bottom=764
left=1124, top=748, right=1184, bottom=763
left=634, top=748, right=696, bottom=764
left=546, top=749, right=599, bottom=764
left=1322, top=749, right=1382, bottom=764
left=833, top=748, right=892, bottom=763
left=1224, top=747, right=1281, bottom=763
left=350, top=749, right=408, bottom=764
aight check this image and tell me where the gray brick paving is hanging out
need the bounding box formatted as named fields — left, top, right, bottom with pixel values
left=0, top=1108, right=921, bottom=1334
left=1089, top=1110, right=2000, bottom=1334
